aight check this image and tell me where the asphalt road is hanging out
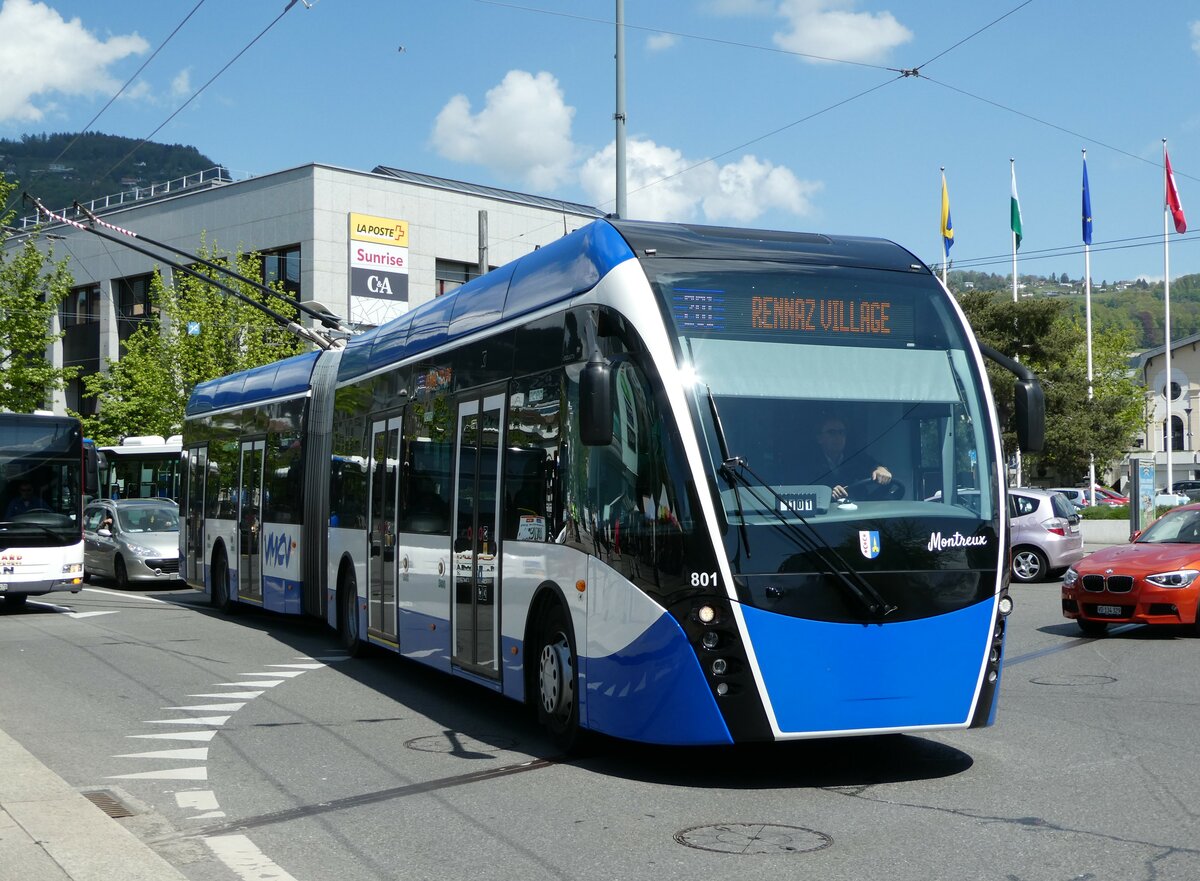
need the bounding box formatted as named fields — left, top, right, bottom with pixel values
left=2, top=578, right=1198, bottom=881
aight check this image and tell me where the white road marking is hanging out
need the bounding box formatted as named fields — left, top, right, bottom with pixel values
left=114, top=747, right=209, bottom=761
left=66, top=610, right=120, bottom=619
left=266, top=663, right=325, bottom=670
left=215, top=680, right=284, bottom=687
left=127, top=730, right=218, bottom=742
left=189, top=691, right=264, bottom=699
left=83, top=587, right=168, bottom=603
left=108, top=766, right=208, bottom=781
left=239, top=670, right=305, bottom=678
left=176, top=791, right=220, bottom=811
left=205, top=834, right=300, bottom=881
left=146, top=715, right=231, bottom=726
left=190, top=811, right=226, bottom=819
left=163, top=702, right=247, bottom=712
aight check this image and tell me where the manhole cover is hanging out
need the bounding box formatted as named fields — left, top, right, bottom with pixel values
left=674, top=823, right=832, bottom=855
left=404, top=733, right=518, bottom=755
left=1029, top=674, right=1117, bottom=687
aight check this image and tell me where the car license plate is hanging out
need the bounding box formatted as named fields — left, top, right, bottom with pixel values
left=1096, top=604, right=1122, bottom=616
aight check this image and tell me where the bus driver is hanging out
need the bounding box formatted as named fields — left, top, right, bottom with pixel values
left=810, top=415, right=892, bottom=501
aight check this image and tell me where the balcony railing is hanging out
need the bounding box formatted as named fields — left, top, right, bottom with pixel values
left=17, top=167, right=239, bottom=231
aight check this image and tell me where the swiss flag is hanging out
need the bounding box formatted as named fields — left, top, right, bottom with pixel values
left=1166, top=149, right=1187, bottom=234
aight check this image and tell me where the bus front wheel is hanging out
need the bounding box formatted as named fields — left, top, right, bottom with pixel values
left=211, top=549, right=235, bottom=614
left=536, top=605, right=581, bottom=752
left=338, top=568, right=364, bottom=657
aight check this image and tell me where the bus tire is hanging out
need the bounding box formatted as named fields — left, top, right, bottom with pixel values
left=338, top=567, right=364, bottom=657
left=3, top=594, right=28, bottom=611
left=536, top=604, right=582, bottom=753
left=211, top=547, right=236, bottom=614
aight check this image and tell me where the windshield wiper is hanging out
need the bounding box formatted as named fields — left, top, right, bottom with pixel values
left=706, top=386, right=751, bottom=558
left=722, top=458, right=898, bottom=619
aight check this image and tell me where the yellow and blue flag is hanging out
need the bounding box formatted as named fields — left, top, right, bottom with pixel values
left=941, top=172, right=954, bottom=253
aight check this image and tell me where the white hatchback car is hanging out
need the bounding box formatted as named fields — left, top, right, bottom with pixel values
left=1009, top=488, right=1084, bottom=583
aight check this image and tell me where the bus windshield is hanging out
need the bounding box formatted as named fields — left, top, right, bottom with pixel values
left=655, top=260, right=998, bottom=580
left=0, top=415, right=83, bottom=543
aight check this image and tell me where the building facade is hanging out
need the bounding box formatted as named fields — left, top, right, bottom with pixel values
left=9, top=162, right=603, bottom=415
left=1134, top=331, right=1200, bottom=485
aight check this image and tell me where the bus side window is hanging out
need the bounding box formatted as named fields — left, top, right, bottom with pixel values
left=504, top=370, right=561, bottom=542
left=398, top=398, right=452, bottom=536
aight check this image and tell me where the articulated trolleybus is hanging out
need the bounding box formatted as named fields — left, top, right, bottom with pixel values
left=0, top=412, right=86, bottom=609
left=180, top=219, right=1042, bottom=746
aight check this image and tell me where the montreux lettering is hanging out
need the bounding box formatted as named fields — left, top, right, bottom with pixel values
left=927, top=531, right=988, bottom=552
left=750, top=295, right=891, bottom=335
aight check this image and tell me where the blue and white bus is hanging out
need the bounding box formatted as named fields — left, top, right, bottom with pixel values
left=180, top=219, right=1042, bottom=746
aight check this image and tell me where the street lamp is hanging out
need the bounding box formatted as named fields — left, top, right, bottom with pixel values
left=1187, top=406, right=1193, bottom=451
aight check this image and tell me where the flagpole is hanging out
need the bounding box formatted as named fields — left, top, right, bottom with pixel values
left=1011, top=158, right=1021, bottom=485
left=1164, top=138, right=1174, bottom=497
left=1083, top=149, right=1096, bottom=506
left=936, top=166, right=945, bottom=286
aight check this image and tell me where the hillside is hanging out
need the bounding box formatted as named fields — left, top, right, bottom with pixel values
left=0, top=132, right=220, bottom=215
left=948, top=269, right=1200, bottom=350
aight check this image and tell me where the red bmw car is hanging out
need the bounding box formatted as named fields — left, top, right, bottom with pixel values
left=1062, top=503, right=1200, bottom=636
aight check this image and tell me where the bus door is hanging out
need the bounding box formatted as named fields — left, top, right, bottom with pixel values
left=367, top=417, right=401, bottom=645
left=451, top=391, right=505, bottom=677
left=237, top=440, right=264, bottom=604
left=184, top=446, right=207, bottom=585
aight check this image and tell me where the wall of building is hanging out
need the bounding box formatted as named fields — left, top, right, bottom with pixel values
left=8, top=162, right=602, bottom=415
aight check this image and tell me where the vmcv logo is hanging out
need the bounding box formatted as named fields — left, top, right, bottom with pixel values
left=264, top=531, right=296, bottom=568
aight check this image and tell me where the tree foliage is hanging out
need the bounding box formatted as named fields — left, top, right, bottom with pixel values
left=81, top=242, right=307, bottom=442
left=956, top=290, right=1143, bottom=484
left=0, top=173, right=78, bottom=413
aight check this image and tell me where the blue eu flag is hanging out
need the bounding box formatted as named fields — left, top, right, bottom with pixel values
left=1082, top=157, right=1093, bottom=245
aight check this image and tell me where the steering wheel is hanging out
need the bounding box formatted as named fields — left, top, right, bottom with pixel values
left=841, top=477, right=906, bottom=502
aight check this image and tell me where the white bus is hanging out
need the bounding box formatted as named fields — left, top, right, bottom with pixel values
left=0, top=413, right=85, bottom=609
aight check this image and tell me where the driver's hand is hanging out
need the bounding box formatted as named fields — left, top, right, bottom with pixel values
left=832, top=484, right=848, bottom=500
left=872, top=466, right=892, bottom=484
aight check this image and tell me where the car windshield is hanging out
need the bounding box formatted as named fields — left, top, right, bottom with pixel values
left=116, top=505, right=179, bottom=533
left=1137, top=508, right=1200, bottom=543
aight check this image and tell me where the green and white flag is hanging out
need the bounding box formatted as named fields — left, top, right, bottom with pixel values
left=1010, top=162, right=1023, bottom=251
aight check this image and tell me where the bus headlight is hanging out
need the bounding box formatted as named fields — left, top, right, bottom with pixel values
left=997, top=595, right=1013, bottom=617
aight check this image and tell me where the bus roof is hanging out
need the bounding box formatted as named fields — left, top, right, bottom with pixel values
left=186, top=350, right=321, bottom=417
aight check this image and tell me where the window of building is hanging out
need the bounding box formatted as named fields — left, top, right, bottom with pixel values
left=115, top=273, right=155, bottom=342
left=435, top=259, right=492, bottom=297
left=260, top=245, right=301, bottom=301
left=61, top=284, right=99, bottom=328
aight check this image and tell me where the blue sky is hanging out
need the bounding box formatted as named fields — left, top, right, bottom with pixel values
left=2, top=0, right=1200, bottom=285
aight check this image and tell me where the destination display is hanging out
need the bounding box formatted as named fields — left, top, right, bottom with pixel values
left=671, top=287, right=914, bottom=344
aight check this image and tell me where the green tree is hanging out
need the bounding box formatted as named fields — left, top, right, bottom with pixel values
left=82, top=242, right=307, bottom=442
left=957, top=290, right=1142, bottom=483
left=0, top=174, right=78, bottom=412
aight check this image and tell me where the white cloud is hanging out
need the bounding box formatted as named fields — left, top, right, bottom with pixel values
left=430, top=70, right=575, bottom=190
left=1191, top=20, right=1200, bottom=56
left=774, top=0, right=912, bottom=64
left=171, top=68, right=192, bottom=100
left=580, top=138, right=821, bottom=224
left=646, top=32, right=678, bottom=51
left=0, top=0, right=147, bottom=123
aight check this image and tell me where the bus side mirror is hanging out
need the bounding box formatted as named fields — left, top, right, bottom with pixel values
left=1015, top=378, right=1044, bottom=453
left=580, top=356, right=613, bottom=446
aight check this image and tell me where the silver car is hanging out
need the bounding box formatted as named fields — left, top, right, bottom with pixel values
left=1009, top=488, right=1084, bottom=583
left=83, top=499, right=182, bottom=589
